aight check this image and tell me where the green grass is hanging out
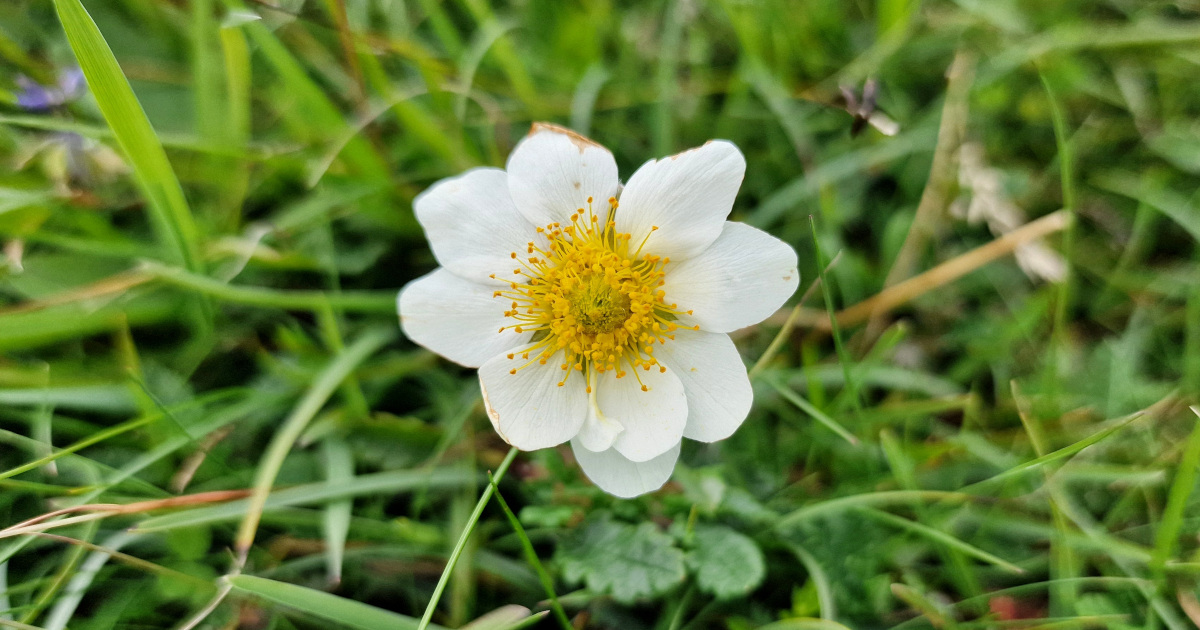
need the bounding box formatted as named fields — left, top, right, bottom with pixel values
left=2, top=0, right=1200, bottom=628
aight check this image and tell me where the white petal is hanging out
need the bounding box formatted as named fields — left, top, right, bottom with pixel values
left=594, top=366, right=687, bottom=462
left=398, top=268, right=531, bottom=368
left=414, top=167, right=536, bottom=285
left=656, top=330, right=753, bottom=442
left=576, top=388, right=625, bottom=453
left=664, top=221, right=799, bottom=333
left=506, top=123, right=620, bottom=228
left=478, top=346, right=587, bottom=450
left=615, top=141, right=746, bottom=261
left=570, top=438, right=681, bottom=498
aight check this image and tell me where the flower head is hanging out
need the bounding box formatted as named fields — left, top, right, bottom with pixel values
left=399, top=123, right=798, bottom=497
left=15, top=69, right=85, bottom=111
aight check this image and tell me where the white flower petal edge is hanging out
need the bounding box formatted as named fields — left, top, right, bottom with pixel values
left=413, top=167, right=536, bottom=286
left=398, top=268, right=531, bottom=368
left=615, top=140, right=746, bottom=261
left=479, top=346, right=587, bottom=450
left=570, top=438, right=681, bottom=498
left=506, top=123, right=620, bottom=229
left=598, top=365, right=687, bottom=462
left=656, top=329, right=753, bottom=442
left=665, top=221, right=799, bottom=333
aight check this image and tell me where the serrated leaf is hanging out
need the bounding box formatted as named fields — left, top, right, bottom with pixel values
left=557, top=513, right=685, bottom=604
left=686, top=524, right=765, bottom=599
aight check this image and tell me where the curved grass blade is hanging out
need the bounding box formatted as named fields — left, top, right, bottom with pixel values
left=134, top=466, right=474, bottom=533
left=487, top=472, right=572, bottom=630
left=859, top=508, right=1024, bottom=574
left=227, top=574, right=440, bottom=630
left=775, top=491, right=974, bottom=531
left=960, top=412, right=1142, bottom=492
left=234, top=327, right=394, bottom=563
left=321, top=436, right=353, bottom=586
left=51, top=0, right=203, bottom=273
left=418, top=448, right=519, bottom=630
left=764, top=372, right=859, bottom=445
left=1150, top=406, right=1200, bottom=579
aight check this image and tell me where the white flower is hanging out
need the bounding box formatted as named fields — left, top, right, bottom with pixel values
left=398, top=123, right=799, bottom=497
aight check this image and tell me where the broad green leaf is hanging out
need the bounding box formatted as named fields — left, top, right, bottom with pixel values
left=556, top=513, right=686, bottom=604
left=685, top=524, right=766, bottom=599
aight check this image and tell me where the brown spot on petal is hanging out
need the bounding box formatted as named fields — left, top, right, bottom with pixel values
left=667, top=139, right=720, bottom=161
left=529, top=122, right=606, bottom=153
left=479, top=379, right=512, bottom=445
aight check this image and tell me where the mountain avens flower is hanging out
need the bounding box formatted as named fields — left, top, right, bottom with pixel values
left=399, top=123, right=798, bottom=497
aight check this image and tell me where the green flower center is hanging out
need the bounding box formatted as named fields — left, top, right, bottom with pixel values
left=569, top=275, right=632, bottom=334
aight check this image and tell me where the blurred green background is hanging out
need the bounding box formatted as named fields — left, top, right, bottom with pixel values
left=2, top=0, right=1200, bottom=628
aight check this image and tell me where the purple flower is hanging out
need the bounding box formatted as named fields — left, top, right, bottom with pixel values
left=15, top=69, right=85, bottom=111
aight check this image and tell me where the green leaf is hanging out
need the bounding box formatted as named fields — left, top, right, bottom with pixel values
left=685, top=524, right=766, bottom=600
left=51, top=0, right=202, bottom=272
left=227, top=574, right=438, bottom=630
left=556, top=513, right=686, bottom=604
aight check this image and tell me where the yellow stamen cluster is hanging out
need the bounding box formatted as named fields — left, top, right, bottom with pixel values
left=491, top=197, right=697, bottom=392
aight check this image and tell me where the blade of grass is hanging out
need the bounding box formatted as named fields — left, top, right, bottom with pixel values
left=809, top=217, right=861, bottom=410
left=234, top=327, right=394, bottom=564
left=217, top=14, right=252, bottom=229
left=890, top=582, right=958, bottom=630
left=1150, top=406, right=1200, bottom=580
left=418, top=448, right=519, bottom=630
left=763, top=373, right=859, bottom=445
left=1093, top=171, right=1200, bottom=244
left=749, top=259, right=831, bottom=380
left=775, top=490, right=975, bottom=531
left=487, top=472, right=572, bottom=630
left=784, top=543, right=837, bottom=621
left=141, top=261, right=396, bottom=313
left=1040, top=69, right=1078, bottom=414
left=135, top=466, right=473, bottom=533
left=455, top=20, right=517, bottom=122
left=456, top=0, right=539, bottom=115
left=758, top=620, right=854, bottom=630
left=880, top=429, right=983, bottom=598
left=1011, top=381, right=1078, bottom=618
left=462, top=607, right=545, bottom=630
left=227, top=574, right=443, bottom=630
left=859, top=507, right=1024, bottom=574
left=960, top=411, right=1141, bottom=493
left=0, top=561, right=9, bottom=622
left=569, top=64, right=610, bottom=136
left=51, top=0, right=203, bottom=274
left=19, top=519, right=97, bottom=625
left=0, top=390, right=264, bottom=568
left=889, top=577, right=1151, bottom=629
left=0, top=396, right=219, bottom=483
left=221, top=0, right=389, bottom=181
left=42, top=532, right=153, bottom=630
left=321, top=436, right=353, bottom=587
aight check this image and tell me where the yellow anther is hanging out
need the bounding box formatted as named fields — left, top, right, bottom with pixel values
left=493, top=197, right=699, bottom=383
